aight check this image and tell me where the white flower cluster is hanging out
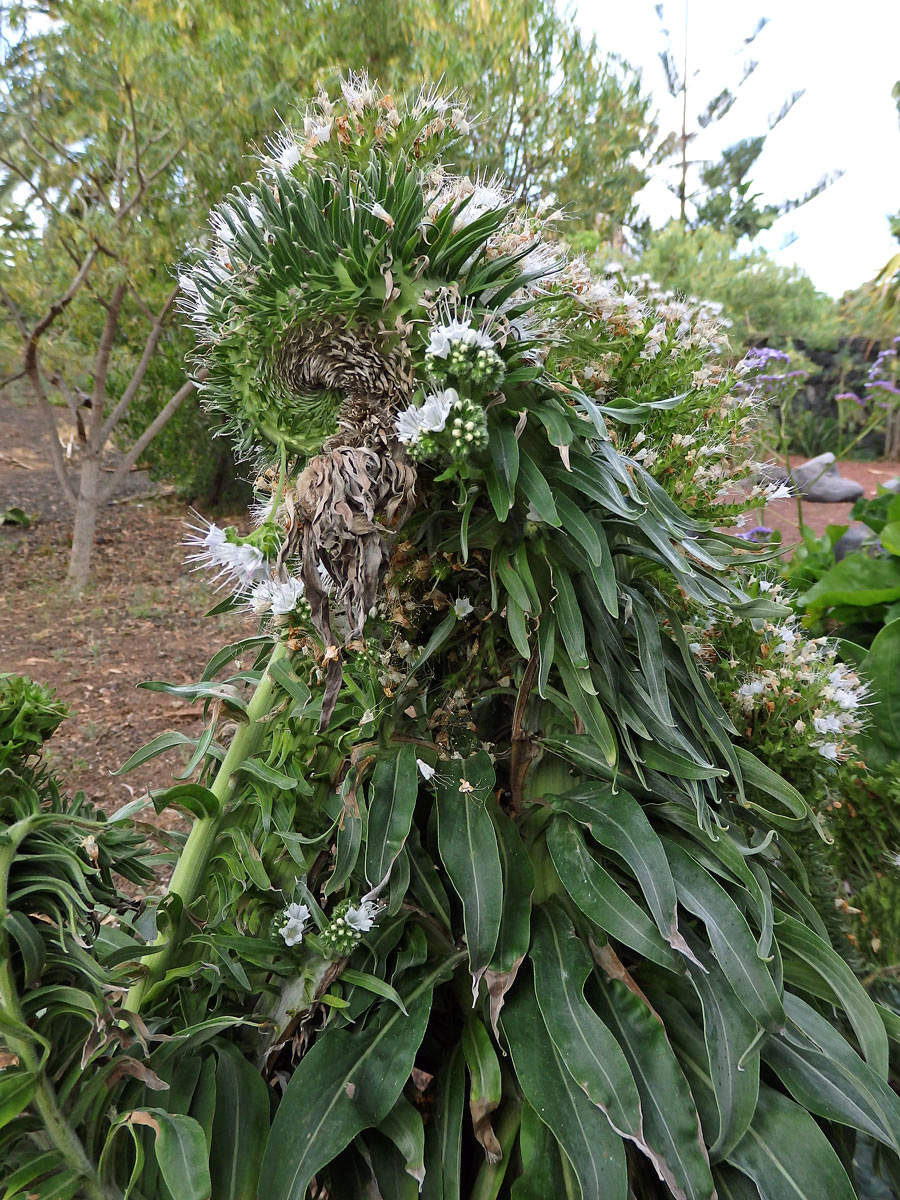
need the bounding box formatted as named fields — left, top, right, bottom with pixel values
left=184, top=515, right=270, bottom=590
left=280, top=901, right=310, bottom=947
left=427, top=319, right=494, bottom=359
left=733, top=614, right=868, bottom=765
left=395, top=388, right=456, bottom=445
left=247, top=576, right=305, bottom=617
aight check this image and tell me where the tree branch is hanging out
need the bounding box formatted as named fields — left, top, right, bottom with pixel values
left=88, top=280, right=127, bottom=441
left=98, top=283, right=179, bottom=444
left=99, top=372, right=203, bottom=503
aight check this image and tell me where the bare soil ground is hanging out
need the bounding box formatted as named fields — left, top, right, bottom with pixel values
left=755, top=456, right=900, bottom=548
left=0, top=390, right=255, bottom=825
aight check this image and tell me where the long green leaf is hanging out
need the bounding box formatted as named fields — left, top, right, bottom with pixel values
left=259, top=959, right=457, bottom=1200
left=546, top=817, right=680, bottom=970
left=210, top=1042, right=270, bottom=1200
left=422, top=1042, right=465, bottom=1200
left=762, top=992, right=900, bottom=1153
left=378, top=1095, right=426, bottom=1190
left=664, top=840, right=784, bottom=1032
left=435, top=754, right=503, bottom=981
left=365, top=744, right=419, bottom=887
left=139, top=1110, right=211, bottom=1200
left=502, top=972, right=628, bottom=1200
left=726, top=1085, right=855, bottom=1200
left=550, top=784, right=689, bottom=957
left=530, top=904, right=643, bottom=1142
left=592, top=977, right=714, bottom=1200
left=509, top=1102, right=568, bottom=1199
left=777, top=911, right=888, bottom=1078
left=684, top=940, right=760, bottom=1162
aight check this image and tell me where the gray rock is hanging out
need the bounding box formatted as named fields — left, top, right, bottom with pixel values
left=788, top=452, right=864, bottom=502
left=803, top=474, right=864, bottom=503
left=790, top=452, right=838, bottom=493
left=883, top=478, right=900, bottom=493
left=833, top=524, right=871, bottom=561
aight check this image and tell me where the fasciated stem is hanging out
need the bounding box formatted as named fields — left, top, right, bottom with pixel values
left=124, top=640, right=289, bottom=1013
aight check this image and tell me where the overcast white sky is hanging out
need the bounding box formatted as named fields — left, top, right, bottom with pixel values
left=574, top=0, right=900, bottom=297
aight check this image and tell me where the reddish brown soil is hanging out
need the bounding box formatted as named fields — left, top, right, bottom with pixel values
left=753, top=456, right=900, bottom=549
left=0, top=389, right=256, bottom=828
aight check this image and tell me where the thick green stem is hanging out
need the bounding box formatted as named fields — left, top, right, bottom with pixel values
left=0, top=837, right=111, bottom=1200
left=124, top=641, right=289, bottom=1013
left=469, top=1099, right=522, bottom=1200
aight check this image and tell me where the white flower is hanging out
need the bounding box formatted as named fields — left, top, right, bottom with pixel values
left=278, top=138, right=301, bottom=170
left=813, top=714, right=843, bottom=735
left=184, top=515, right=270, bottom=590
left=419, top=389, right=456, bottom=433
left=417, top=758, right=436, bottom=781
left=773, top=625, right=797, bottom=653
left=737, top=680, right=766, bottom=698
left=833, top=687, right=860, bottom=710
left=765, top=482, right=793, bottom=501
left=247, top=576, right=305, bottom=616
left=758, top=580, right=774, bottom=592
left=303, top=115, right=333, bottom=143
left=395, top=406, right=426, bottom=444
left=345, top=900, right=378, bottom=933
left=427, top=326, right=453, bottom=357
left=816, top=742, right=840, bottom=761
left=395, top=390, right=457, bottom=444
left=452, top=597, right=474, bottom=619
left=280, top=901, right=311, bottom=947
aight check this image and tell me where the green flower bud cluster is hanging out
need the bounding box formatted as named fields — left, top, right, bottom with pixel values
left=448, top=397, right=489, bottom=459
left=319, top=899, right=365, bottom=957
left=427, top=341, right=506, bottom=389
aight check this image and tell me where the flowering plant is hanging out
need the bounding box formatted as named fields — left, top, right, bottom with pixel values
left=3, top=75, right=900, bottom=1200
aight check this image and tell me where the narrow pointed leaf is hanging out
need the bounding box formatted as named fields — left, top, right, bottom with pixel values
left=435, top=754, right=503, bottom=979
left=365, top=744, right=419, bottom=887
left=530, top=904, right=643, bottom=1141
left=546, top=817, right=680, bottom=970
left=592, top=976, right=714, bottom=1200
left=502, top=972, right=628, bottom=1200
left=727, top=1086, right=855, bottom=1200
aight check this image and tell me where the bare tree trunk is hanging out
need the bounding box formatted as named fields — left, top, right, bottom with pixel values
left=65, top=453, right=101, bottom=595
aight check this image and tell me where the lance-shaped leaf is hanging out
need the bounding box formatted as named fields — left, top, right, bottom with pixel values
left=592, top=976, right=714, bottom=1200
left=726, top=1085, right=856, bottom=1200
left=133, top=1110, right=211, bottom=1200
left=501, top=971, right=628, bottom=1200
left=663, top=840, right=784, bottom=1032
left=483, top=806, right=534, bottom=1035
left=462, top=1015, right=503, bottom=1163
left=510, top=1101, right=569, bottom=1200
left=365, top=744, right=419, bottom=888
left=435, top=754, right=503, bottom=983
left=550, top=784, right=691, bottom=960
left=210, top=1042, right=270, bottom=1200
left=546, top=816, right=681, bottom=970
left=777, top=910, right=888, bottom=1078
left=422, top=1043, right=466, bottom=1200
left=530, top=904, right=643, bottom=1142
left=259, top=960, right=454, bottom=1200
left=762, top=991, right=900, bottom=1154
left=683, top=936, right=761, bottom=1163
left=378, top=1095, right=426, bottom=1191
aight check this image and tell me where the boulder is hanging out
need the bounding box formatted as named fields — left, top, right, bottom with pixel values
left=792, top=453, right=864, bottom=503
left=882, top=477, right=900, bottom=494
left=833, top=524, right=872, bottom=561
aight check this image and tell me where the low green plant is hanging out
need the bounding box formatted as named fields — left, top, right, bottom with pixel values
left=5, top=76, right=900, bottom=1200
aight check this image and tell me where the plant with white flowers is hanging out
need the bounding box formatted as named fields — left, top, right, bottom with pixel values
left=3, top=74, right=899, bottom=1200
